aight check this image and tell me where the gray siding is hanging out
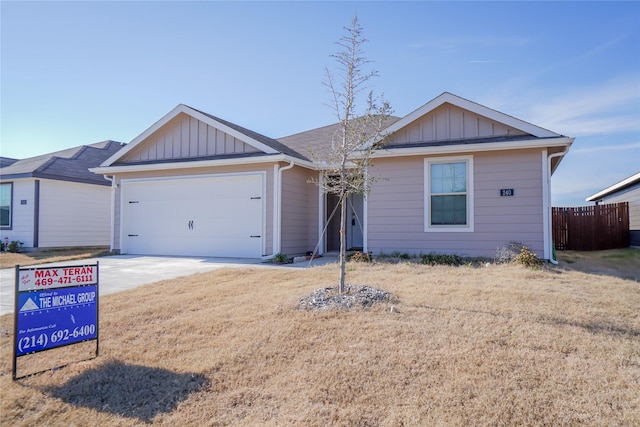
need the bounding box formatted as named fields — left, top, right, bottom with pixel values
left=280, top=166, right=318, bottom=255
left=120, top=113, right=260, bottom=163
left=388, top=103, right=528, bottom=145
left=367, top=149, right=545, bottom=258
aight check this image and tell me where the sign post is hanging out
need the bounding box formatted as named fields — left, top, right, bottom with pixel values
left=13, top=262, right=99, bottom=380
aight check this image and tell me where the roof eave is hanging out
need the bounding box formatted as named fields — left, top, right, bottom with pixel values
left=371, top=137, right=574, bottom=159
left=90, top=154, right=316, bottom=175
left=586, top=172, right=640, bottom=202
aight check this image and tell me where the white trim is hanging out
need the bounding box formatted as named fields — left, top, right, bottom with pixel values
left=541, top=150, right=550, bottom=260
left=424, top=155, right=475, bottom=233
left=546, top=146, right=570, bottom=263
left=372, top=137, right=573, bottom=159
left=317, top=173, right=324, bottom=255
left=363, top=167, right=369, bottom=253
left=91, top=154, right=315, bottom=175
left=586, top=172, right=640, bottom=202
left=272, top=164, right=279, bottom=256
left=118, top=171, right=266, bottom=256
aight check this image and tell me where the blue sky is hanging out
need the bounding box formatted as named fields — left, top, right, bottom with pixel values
left=1, top=1, right=639, bottom=206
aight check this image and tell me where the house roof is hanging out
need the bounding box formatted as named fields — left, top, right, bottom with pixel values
left=95, top=92, right=573, bottom=174
left=586, top=172, right=640, bottom=202
left=0, top=157, right=18, bottom=168
left=101, top=104, right=308, bottom=167
left=277, top=115, right=401, bottom=159
left=0, top=140, right=125, bottom=186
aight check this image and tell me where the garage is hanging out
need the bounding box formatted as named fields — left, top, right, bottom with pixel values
left=121, top=173, right=264, bottom=257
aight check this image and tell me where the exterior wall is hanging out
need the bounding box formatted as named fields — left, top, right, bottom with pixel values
left=111, top=163, right=276, bottom=255
left=280, top=166, right=319, bottom=255
left=38, top=179, right=111, bottom=247
left=367, top=148, right=545, bottom=258
left=600, top=184, right=640, bottom=246
left=120, top=113, right=260, bottom=163
left=388, top=103, right=528, bottom=146
left=1, top=178, right=36, bottom=247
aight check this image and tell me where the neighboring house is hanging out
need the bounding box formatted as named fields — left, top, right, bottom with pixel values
left=586, top=172, right=640, bottom=247
left=1, top=141, right=124, bottom=249
left=91, top=92, right=574, bottom=260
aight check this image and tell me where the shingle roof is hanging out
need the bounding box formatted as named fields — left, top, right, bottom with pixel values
left=277, top=115, right=401, bottom=159
left=0, top=140, right=125, bottom=186
left=0, top=157, right=18, bottom=168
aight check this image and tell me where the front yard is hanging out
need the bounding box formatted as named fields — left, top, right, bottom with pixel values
left=1, top=256, right=639, bottom=425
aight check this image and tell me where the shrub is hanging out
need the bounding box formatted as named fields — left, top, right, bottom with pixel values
left=349, top=251, right=371, bottom=262
left=514, top=246, right=542, bottom=268
left=421, top=253, right=463, bottom=266
left=495, top=241, right=526, bottom=264
left=7, top=240, right=23, bottom=253
left=272, top=253, right=290, bottom=264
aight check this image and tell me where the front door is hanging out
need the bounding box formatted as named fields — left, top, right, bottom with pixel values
left=325, top=193, right=364, bottom=252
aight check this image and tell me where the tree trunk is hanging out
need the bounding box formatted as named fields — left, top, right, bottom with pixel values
left=339, top=193, right=347, bottom=293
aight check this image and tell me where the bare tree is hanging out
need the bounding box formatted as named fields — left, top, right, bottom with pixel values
left=312, top=14, right=393, bottom=293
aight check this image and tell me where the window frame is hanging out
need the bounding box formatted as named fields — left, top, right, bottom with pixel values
left=424, top=156, right=474, bottom=232
left=1, top=182, right=13, bottom=230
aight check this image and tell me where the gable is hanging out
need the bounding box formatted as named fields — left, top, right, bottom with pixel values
left=117, top=112, right=261, bottom=164
left=388, top=103, right=529, bottom=146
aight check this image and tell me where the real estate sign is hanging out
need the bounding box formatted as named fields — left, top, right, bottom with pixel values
left=13, top=263, right=99, bottom=380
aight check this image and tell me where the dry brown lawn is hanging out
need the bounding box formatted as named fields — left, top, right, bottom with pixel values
left=1, top=254, right=639, bottom=426
left=0, top=247, right=110, bottom=269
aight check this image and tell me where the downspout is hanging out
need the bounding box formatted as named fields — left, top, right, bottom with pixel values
left=270, top=161, right=294, bottom=258
left=103, top=175, right=116, bottom=253
left=546, top=147, right=570, bottom=265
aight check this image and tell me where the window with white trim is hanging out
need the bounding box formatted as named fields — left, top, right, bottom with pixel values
left=425, top=156, right=474, bottom=232
left=1, top=182, right=12, bottom=229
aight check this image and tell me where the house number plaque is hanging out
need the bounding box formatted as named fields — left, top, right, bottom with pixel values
left=500, top=189, right=515, bottom=197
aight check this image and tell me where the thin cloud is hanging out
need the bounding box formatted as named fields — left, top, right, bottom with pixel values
left=570, top=142, right=640, bottom=154
left=527, top=76, right=640, bottom=136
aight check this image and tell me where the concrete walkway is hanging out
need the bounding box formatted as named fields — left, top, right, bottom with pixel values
left=0, top=254, right=336, bottom=315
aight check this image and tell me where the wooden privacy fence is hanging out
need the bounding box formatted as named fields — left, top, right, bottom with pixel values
left=552, top=202, right=629, bottom=251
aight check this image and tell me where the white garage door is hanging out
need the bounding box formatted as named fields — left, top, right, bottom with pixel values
left=121, top=174, right=263, bottom=257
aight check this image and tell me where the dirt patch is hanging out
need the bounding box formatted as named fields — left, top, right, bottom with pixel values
left=556, top=248, right=640, bottom=281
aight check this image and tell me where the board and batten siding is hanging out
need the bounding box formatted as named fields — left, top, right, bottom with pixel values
left=119, top=113, right=261, bottom=163
left=38, top=179, right=111, bottom=247
left=388, top=103, right=528, bottom=145
left=367, top=149, right=545, bottom=258
left=111, top=163, right=276, bottom=255
left=280, top=166, right=318, bottom=255
left=2, top=179, right=36, bottom=247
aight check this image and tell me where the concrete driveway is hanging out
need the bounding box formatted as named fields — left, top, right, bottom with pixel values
left=1, top=254, right=333, bottom=316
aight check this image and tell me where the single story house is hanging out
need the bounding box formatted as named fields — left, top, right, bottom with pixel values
left=1, top=140, right=124, bottom=249
left=586, top=172, right=640, bottom=247
left=91, top=92, right=574, bottom=260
